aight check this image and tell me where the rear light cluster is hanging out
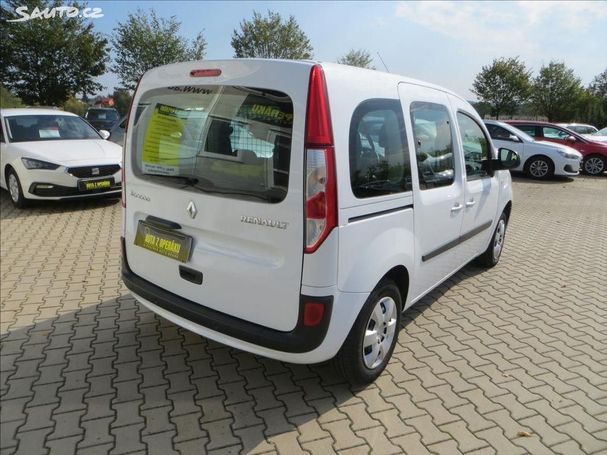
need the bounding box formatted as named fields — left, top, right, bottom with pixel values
left=304, top=65, right=337, bottom=254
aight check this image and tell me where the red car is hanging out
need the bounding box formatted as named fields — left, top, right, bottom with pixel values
left=505, top=120, right=607, bottom=176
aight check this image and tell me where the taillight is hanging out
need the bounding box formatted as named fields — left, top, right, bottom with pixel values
left=304, top=65, right=336, bottom=254
left=122, top=78, right=141, bottom=208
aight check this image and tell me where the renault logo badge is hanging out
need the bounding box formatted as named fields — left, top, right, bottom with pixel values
left=186, top=201, right=197, bottom=219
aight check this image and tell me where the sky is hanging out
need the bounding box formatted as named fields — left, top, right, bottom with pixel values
left=69, top=1, right=607, bottom=99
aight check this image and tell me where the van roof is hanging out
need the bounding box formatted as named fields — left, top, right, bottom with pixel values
left=139, top=58, right=467, bottom=104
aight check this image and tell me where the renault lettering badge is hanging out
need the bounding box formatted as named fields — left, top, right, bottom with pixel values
left=186, top=201, right=197, bottom=219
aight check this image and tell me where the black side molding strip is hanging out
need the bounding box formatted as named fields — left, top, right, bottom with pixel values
left=121, top=238, right=332, bottom=353
left=348, top=204, right=414, bottom=223
left=422, top=220, right=493, bottom=262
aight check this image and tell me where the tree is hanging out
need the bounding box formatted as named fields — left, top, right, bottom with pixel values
left=63, top=96, right=88, bottom=116
left=1, top=85, right=24, bottom=108
left=574, top=90, right=605, bottom=126
left=532, top=62, right=583, bottom=122
left=587, top=68, right=607, bottom=126
left=471, top=57, right=531, bottom=119
left=337, top=49, right=375, bottom=69
left=112, top=9, right=207, bottom=90
left=112, top=89, right=132, bottom=117
left=589, top=68, right=607, bottom=101
left=231, top=11, right=313, bottom=59
left=0, top=0, right=109, bottom=106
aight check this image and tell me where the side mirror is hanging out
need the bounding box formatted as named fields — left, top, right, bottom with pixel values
left=493, top=148, right=521, bottom=170
left=508, top=134, right=521, bottom=142
left=566, top=135, right=576, bottom=143
left=99, top=130, right=110, bottom=140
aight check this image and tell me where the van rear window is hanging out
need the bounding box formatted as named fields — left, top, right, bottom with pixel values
left=131, top=85, right=293, bottom=203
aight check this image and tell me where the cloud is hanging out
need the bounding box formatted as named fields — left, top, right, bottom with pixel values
left=394, top=1, right=607, bottom=57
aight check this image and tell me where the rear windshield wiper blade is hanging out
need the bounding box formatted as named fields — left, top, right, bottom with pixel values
left=194, top=187, right=282, bottom=202
left=144, top=173, right=200, bottom=186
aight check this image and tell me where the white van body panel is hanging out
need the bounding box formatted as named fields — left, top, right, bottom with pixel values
left=448, top=94, right=500, bottom=262
left=124, top=60, right=313, bottom=332
left=122, top=59, right=513, bottom=365
left=397, top=83, right=468, bottom=301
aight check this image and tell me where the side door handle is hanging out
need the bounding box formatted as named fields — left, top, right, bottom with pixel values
left=451, top=203, right=463, bottom=212
left=466, top=199, right=476, bottom=207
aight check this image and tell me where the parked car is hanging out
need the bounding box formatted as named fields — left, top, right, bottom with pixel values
left=505, top=120, right=607, bottom=175
left=485, top=120, right=582, bottom=179
left=121, top=59, right=519, bottom=385
left=0, top=108, right=122, bottom=207
left=108, top=116, right=126, bottom=145
left=85, top=107, right=120, bottom=131
left=556, top=123, right=598, bottom=135
left=584, top=126, right=607, bottom=143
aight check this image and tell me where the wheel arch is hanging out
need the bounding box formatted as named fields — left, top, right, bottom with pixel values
left=503, top=200, right=512, bottom=222
left=382, top=265, right=410, bottom=309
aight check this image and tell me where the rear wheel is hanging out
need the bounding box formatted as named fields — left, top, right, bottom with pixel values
left=475, top=212, right=508, bottom=268
left=583, top=155, right=606, bottom=176
left=7, top=169, right=28, bottom=208
left=334, top=279, right=401, bottom=386
left=525, top=155, right=554, bottom=179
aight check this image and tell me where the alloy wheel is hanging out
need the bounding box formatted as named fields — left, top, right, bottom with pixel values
left=8, top=173, right=20, bottom=203
left=584, top=157, right=605, bottom=175
left=529, top=159, right=549, bottom=178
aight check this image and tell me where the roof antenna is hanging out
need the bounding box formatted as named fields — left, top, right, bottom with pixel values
left=377, top=52, right=390, bottom=72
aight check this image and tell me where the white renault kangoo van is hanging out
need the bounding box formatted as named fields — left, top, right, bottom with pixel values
left=121, top=60, right=519, bottom=384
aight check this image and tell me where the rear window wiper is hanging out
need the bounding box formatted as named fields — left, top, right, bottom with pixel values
left=143, top=173, right=201, bottom=186
left=193, top=187, right=284, bottom=203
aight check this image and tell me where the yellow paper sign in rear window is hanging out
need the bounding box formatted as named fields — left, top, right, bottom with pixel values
left=142, top=103, right=188, bottom=175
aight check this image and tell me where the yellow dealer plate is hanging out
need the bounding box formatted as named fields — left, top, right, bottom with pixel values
left=134, top=220, right=192, bottom=263
left=78, top=178, right=114, bottom=191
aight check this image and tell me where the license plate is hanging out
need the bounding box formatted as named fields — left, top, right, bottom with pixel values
left=134, top=220, right=192, bottom=263
left=78, top=178, right=114, bottom=191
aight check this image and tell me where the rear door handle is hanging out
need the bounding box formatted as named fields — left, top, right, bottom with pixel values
left=451, top=203, right=463, bottom=212
left=466, top=199, right=476, bottom=207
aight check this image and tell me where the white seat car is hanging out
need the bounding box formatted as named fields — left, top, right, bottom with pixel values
left=0, top=108, right=123, bottom=207
left=485, top=120, right=582, bottom=179
left=556, top=123, right=598, bottom=135
left=121, top=60, right=519, bottom=384
left=584, top=126, right=607, bottom=143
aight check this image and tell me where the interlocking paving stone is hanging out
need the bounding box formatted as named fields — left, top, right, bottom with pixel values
left=1, top=176, right=607, bottom=454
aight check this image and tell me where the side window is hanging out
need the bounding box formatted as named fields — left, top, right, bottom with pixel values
left=0, top=120, right=4, bottom=142
left=543, top=126, right=569, bottom=139
left=410, top=102, right=454, bottom=190
left=349, top=99, right=412, bottom=198
left=516, top=125, right=537, bottom=136
left=456, top=112, right=491, bottom=180
left=487, top=124, right=513, bottom=140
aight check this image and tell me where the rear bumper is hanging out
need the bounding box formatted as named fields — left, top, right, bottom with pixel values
left=121, top=237, right=332, bottom=354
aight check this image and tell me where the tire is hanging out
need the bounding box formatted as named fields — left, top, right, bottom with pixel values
left=524, top=155, right=554, bottom=179
left=475, top=212, right=508, bottom=268
left=6, top=168, right=28, bottom=208
left=583, top=155, right=606, bottom=176
left=334, top=279, right=402, bottom=386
